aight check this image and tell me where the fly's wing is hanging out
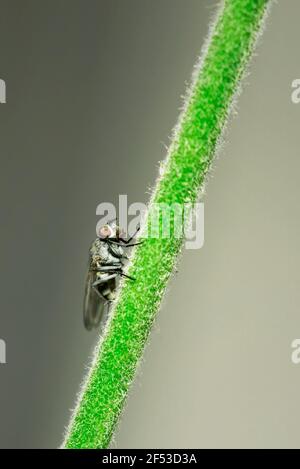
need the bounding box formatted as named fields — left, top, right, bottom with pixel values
left=83, top=270, right=106, bottom=330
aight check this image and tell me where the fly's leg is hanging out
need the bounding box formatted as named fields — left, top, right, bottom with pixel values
left=119, top=224, right=140, bottom=244
left=98, top=267, right=136, bottom=282
left=92, top=273, right=118, bottom=303
left=93, top=273, right=117, bottom=287
left=92, top=285, right=108, bottom=303
left=108, top=240, right=143, bottom=247
left=92, top=266, right=135, bottom=306
left=107, top=224, right=144, bottom=247
left=97, top=264, right=121, bottom=272
left=122, top=241, right=144, bottom=247
left=119, top=272, right=136, bottom=281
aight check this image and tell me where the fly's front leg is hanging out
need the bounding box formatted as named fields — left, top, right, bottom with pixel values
left=109, top=240, right=143, bottom=247
left=119, top=223, right=140, bottom=244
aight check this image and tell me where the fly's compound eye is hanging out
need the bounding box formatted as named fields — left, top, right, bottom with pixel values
left=98, top=224, right=114, bottom=239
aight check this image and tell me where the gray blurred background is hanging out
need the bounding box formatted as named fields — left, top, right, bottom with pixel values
left=0, top=0, right=299, bottom=449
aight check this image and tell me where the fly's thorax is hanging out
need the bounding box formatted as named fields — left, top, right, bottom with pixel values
left=90, top=238, right=124, bottom=268
left=90, top=239, right=109, bottom=262
left=107, top=243, right=124, bottom=259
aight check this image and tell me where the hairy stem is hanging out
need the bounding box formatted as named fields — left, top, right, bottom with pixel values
left=63, top=0, right=272, bottom=449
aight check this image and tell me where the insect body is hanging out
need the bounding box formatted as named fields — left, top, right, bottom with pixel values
left=83, top=222, right=141, bottom=330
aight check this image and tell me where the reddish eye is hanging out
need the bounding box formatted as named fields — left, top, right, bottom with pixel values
left=99, top=225, right=113, bottom=238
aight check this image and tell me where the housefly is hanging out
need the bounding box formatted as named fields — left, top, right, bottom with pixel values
left=83, top=221, right=141, bottom=330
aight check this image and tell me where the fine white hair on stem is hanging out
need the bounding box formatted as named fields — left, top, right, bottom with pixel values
left=63, top=0, right=273, bottom=449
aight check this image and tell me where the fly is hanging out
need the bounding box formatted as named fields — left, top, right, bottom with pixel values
left=83, top=221, right=141, bottom=330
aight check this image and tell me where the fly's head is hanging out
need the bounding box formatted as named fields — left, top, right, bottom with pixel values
left=97, top=221, right=124, bottom=241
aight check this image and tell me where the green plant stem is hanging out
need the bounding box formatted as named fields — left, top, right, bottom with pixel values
left=63, top=0, right=271, bottom=449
